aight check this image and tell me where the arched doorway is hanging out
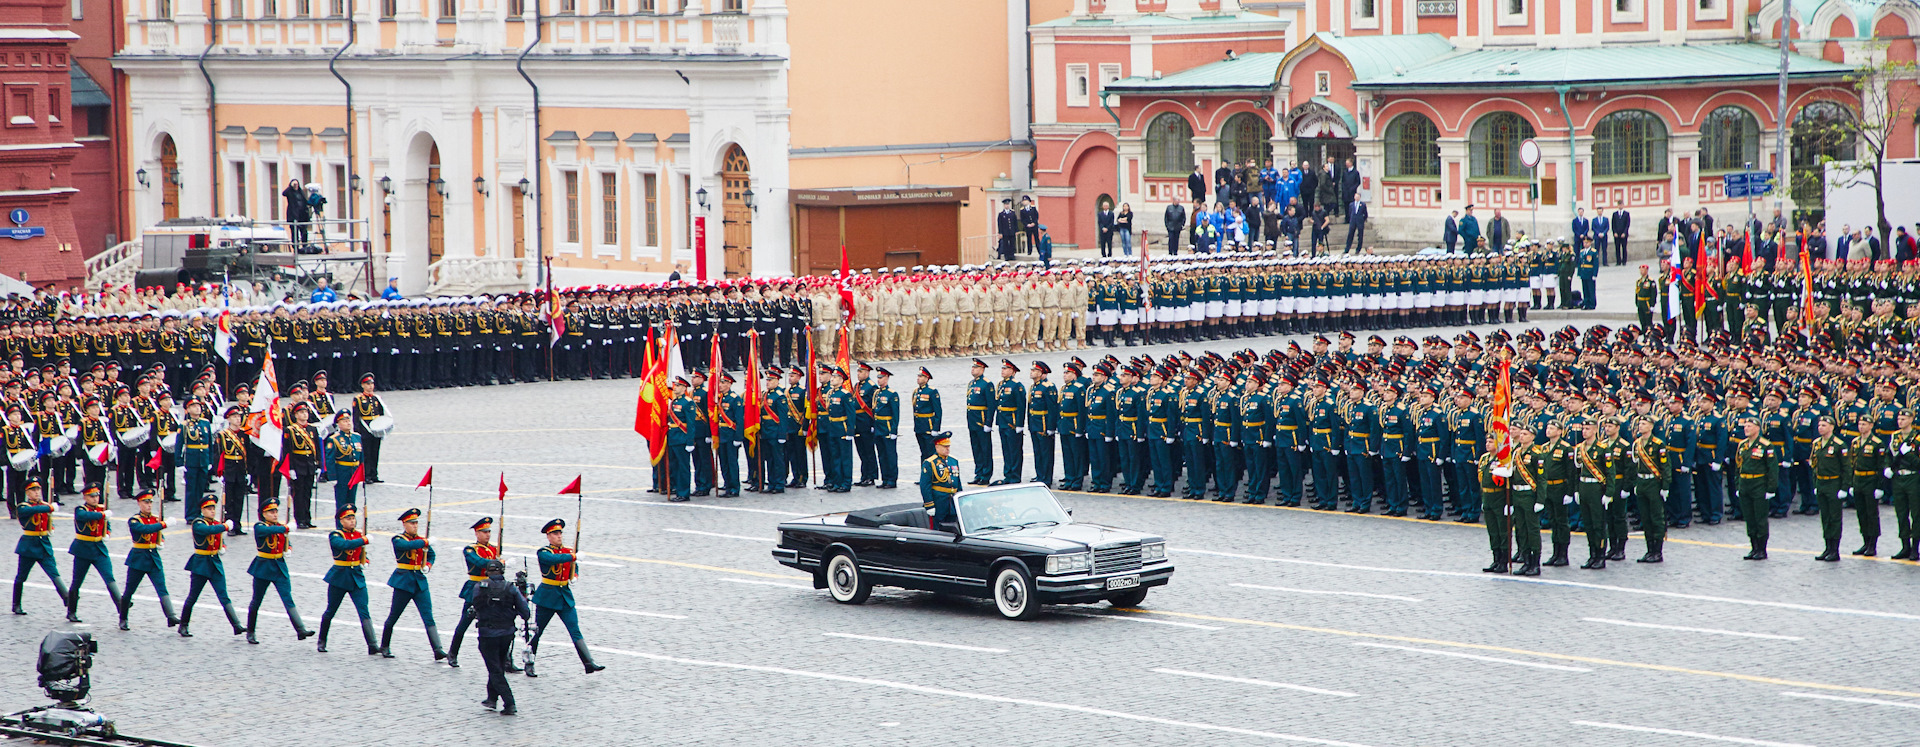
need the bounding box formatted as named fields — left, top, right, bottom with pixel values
left=426, top=143, right=445, bottom=265
left=158, top=136, right=180, bottom=221
left=1290, top=102, right=1355, bottom=173
left=720, top=145, right=751, bottom=277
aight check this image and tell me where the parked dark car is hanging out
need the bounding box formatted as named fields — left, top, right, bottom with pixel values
left=771, top=483, right=1174, bottom=619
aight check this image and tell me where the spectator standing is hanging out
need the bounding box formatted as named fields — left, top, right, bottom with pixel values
left=1486, top=209, right=1509, bottom=252
left=1162, top=201, right=1186, bottom=256
left=1115, top=204, right=1134, bottom=257
left=1187, top=166, right=1207, bottom=206
left=1443, top=210, right=1460, bottom=253
left=282, top=179, right=311, bottom=250
left=1590, top=211, right=1610, bottom=266
left=995, top=199, right=1018, bottom=260
left=1862, top=225, right=1884, bottom=261
left=1339, top=158, right=1360, bottom=216
left=1344, top=200, right=1368, bottom=255
left=1310, top=202, right=1330, bottom=257
left=382, top=277, right=404, bottom=301
left=1611, top=207, right=1632, bottom=264
left=1896, top=226, right=1917, bottom=263
left=1835, top=225, right=1853, bottom=261
left=1019, top=196, right=1041, bottom=257
left=1655, top=208, right=1675, bottom=251
left=1315, top=159, right=1338, bottom=216
left=1570, top=207, right=1591, bottom=250
left=1096, top=203, right=1115, bottom=258
left=1036, top=225, right=1053, bottom=268
left=1577, top=238, right=1599, bottom=309
left=310, top=284, right=338, bottom=303
left=1298, top=165, right=1319, bottom=220
left=667, top=262, right=684, bottom=281
left=1260, top=160, right=1280, bottom=204
left=1458, top=205, right=1481, bottom=254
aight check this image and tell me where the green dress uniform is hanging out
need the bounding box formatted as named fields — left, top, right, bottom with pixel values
left=1509, top=445, right=1544, bottom=573
left=1889, top=427, right=1920, bottom=560
left=178, top=511, right=246, bottom=637
left=526, top=523, right=605, bottom=676
left=244, top=516, right=313, bottom=643
left=871, top=384, right=900, bottom=488
left=1538, top=436, right=1576, bottom=565
left=1848, top=432, right=1884, bottom=555
left=1733, top=433, right=1779, bottom=559
left=822, top=387, right=855, bottom=492
left=919, top=446, right=961, bottom=529
left=327, top=429, right=362, bottom=522
left=912, top=383, right=942, bottom=461
left=120, top=510, right=176, bottom=628
left=1086, top=378, right=1116, bottom=492
left=12, top=500, right=66, bottom=614
left=1027, top=378, right=1057, bottom=487
left=1572, top=437, right=1616, bottom=568
left=180, top=415, right=215, bottom=514
left=1811, top=432, right=1848, bottom=560
left=65, top=503, right=121, bottom=623
left=1599, top=434, right=1634, bottom=561
left=317, top=518, right=378, bottom=654
left=994, top=375, right=1027, bottom=485
left=965, top=373, right=995, bottom=484
left=1478, top=452, right=1511, bottom=573
left=378, top=527, right=445, bottom=660
left=718, top=388, right=746, bottom=495
left=1626, top=433, right=1671, bottom=562
left=1057, top=375, right=1088, bottom=491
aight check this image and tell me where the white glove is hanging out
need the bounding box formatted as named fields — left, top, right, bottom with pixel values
left=1399, top=456, right=1411, bottom=462
left=1104, top=437, right=1114, bottom=442
left=926, top=507, right=936, bottom=516
left=844, top=436, right=855, bottom=442
left=1503, top=505, right=1513, bottom=516
left=1677, top=465, right=1690, bottom=473
left=1228, top=442, right=1239, bottom=448
left=1838, top=489, right=1850, bottom=501
left=1903, top=444, right=1913, bottom=454
left=1164, top=438, right=1175, bottom=444
left=1709, top=462, right=1722, bottom=472
left=1331, top=449, right=1344, bottom=455
left=226, top=519, right=238, bottom=531
left=1533, top=503, right=1545, bottom=512
left=885, top=434, right=897, bottom=440
left=1619, top=491, right=1631, bottom=501
left=1885, top=468, right=1893, bottom=479
left=1602, top=496, right=1613, bottom=507
left=1296, top=445, right=1308, bottom=452
left=1876, top=489, right=1885, bottom=500
left=685, top=445, right=695, bottom=452
left=1563, top=495, right=1575, bottom=505
left=1260, top=441, right=1272, bottom=448
left=1015, top=428, right=1026, bottom=435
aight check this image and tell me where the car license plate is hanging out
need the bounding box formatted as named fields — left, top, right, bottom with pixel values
left=1106, top=575, right=1139, bottom=591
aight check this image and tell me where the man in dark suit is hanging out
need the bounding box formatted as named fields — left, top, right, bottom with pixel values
left=1299, top=166, right=1319, bottom=223
left=1611, top=208, right=1631, bottom=264
left=1443, top=210, right=1459, bottom=253
left=1835, top=225, right=1853, bottom=260
left=1187, top=167, right=1206, bottom=206
left=1591, top=212, right=1610, bottom=266
left=1344, top=200, right=1368, bottom=255
left=1863, top=225, right=1884, bottom=261
left=1096, top=204, right=1115, bottom=258
left=995, top=199, right=1018, bottom=261
left=1570, top=208, right=1592, bottom=254
left=1655, top=209, right=1674, bottom=255
left=1019, top=196, right=1041, bottom=257
left=1339, top=158, right=1360, bottom=216
left=1162, top=202, right=1186, bottom=256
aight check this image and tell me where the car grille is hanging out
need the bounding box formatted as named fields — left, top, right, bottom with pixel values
left=1093, top=544, right=1143, bottom=575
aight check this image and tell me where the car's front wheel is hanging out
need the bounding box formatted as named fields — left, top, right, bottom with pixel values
left=1107, top=587, right=1149, bottom=608
left=991, top=565, right=1041, bottom=620
left=825, top=553, right=871, bottom=605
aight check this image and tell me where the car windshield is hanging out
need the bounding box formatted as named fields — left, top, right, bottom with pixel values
left=958, top=485, right=1070, bottom=534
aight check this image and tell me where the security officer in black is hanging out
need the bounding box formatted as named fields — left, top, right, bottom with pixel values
left=467, top=559, right=530, bottom=715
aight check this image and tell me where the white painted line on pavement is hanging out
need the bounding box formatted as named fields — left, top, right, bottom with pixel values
left=1781, top=691, right=1920, bottom=710
left=290, top=571, right=328, bottom=580
left=25, top=581, right=156, bottom=604
left=663, top=528, right=769, bottom=542
left=822, top=632, right=1008, bottom=653
left=1582, top=617, right=1803, bottom=641
left=1052, top=609, right=1223, bottom=630
left=588, top=646, right=1379, bottom=747
left=499, top=551, right=622, bottom=568
left=1177, top=547, right=1920, bottom=622
left=1232, top=583, right=1421, bottom=602
left=1152, top=668, right=1358, bottom=697
left=576, top=605, right=686, bottom=620
left=580, top=496, right=809, bottom=516
left=1572, top=720, right=1816, bottom=747
left=429, top=508, right=550, bottom=521
left=1353, top=642, right=1592, bottom=673
left=719, top=577, right=813, bottom=591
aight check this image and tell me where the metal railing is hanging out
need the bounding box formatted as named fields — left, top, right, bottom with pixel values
left=960, top=234, right=994, bottom=266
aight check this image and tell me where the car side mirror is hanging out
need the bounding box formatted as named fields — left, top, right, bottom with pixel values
left=1065, top=507, right=1074, bottom=517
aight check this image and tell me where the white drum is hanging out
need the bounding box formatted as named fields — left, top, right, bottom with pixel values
left=118, top=424, right=151, bottom=447
left=8, top=449, right=37, bottom=472
left=47, top=435, right=73, bottom=456
left=86, top=442, right=112, bottom=466
left=367, top=415, right=396, bottom=437
left=160, top=432, right=179, bottom=451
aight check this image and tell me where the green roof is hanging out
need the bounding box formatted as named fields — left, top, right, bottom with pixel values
left=1351, top=42, right=1856, bottom=89
left=1104, top=52, right=1286, bottom=93
left=1302, top=32, right=1454, bottom=82
left=1033, top=11, right=1286, bottom=28
left=69, top=66, right=110, bottom=108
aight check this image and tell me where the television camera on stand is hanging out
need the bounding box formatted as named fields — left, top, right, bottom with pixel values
left=0, top=631, right=202, bottom=747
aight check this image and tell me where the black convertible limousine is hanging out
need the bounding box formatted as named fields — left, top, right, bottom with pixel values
left=771, top=483, right=1174, bottom=619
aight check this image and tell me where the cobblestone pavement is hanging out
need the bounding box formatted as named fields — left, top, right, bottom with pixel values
left=3, top=298, right=1915, bottom=747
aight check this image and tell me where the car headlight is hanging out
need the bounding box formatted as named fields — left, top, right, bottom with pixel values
left=1141, top=542, right=1166, bottom=561
left=1045, top=552, right=1092, bottom=575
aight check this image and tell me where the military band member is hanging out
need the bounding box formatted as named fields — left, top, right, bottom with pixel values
left=316, top=506, right=380, bottom=654
left=65, top=484, right=123, bottom=623
left=912, top=367, right=942, bottom=462
left=872, top=368, right=900, bottom=489
left=1627, top=417, right=1670, bottom=563
left=78, top=396, right=111, bottom=500
left=119, top=490, right=177, bottom=629
left=216, top=406, right=251, bottom=535
left=379, top=507, right=445, bottom=661
left=11, top=479, right=67, bottom=615
left=243, top=499, right=315, bottom=644
left=920, top=432, right=960, bottom=530
left=352, top=373, right=387, bottom=483
left=284, top=404, right=320, bottom=529
left=178, top=496, right=247, bottom=638
left=1811, top=416, right=1848, bottom=562
left=447, top=516, right=502, bottom=668
left=526, top=518, right=605, bottom=677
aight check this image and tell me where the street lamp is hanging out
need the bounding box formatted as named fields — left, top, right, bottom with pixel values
left=135, top=169, right=149, bottom=188
left=378, top=175, right=393, bottom=195
left=695, top=186, right=708, bottom=209
left=516, top=177, right=531, bottom=196
left=743, top=187, right=755, bottom=212
left=350, top=173, right=364, bottom=193
left=431, top=177, right=448, bottom=198
left=473, top=176, right=490, bottom=197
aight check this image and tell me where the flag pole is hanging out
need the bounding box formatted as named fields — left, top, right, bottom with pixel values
left=571, top=477, right=584, bottom=579
left=496, top=473, right=507, bottom=555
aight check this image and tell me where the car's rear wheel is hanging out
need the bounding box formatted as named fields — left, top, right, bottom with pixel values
left=1107, top=587, right=1149, bottom=608
left=991, top=565, right=1041, bottom=620
left=825, top=553, right=871, bottom=605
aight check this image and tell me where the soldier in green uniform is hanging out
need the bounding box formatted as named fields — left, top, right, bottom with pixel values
left=119, top=490, right=177, bottom=628
left=1179, top=369, right=1212, bottom=500
left=65, top=484, right=121, bottom=623
left=1057, top=363, right=1088, bottom=491
left=1888, top=410, right=1920, bottom=560
left=1538, top=420, right=1576, bottom=566
left=328, top=411, right=363, bottom=523
left=1507, top=426, right=1541, bottom=575
left=1634, top=265, right=1658, bottom=331
left=912, top=367, right=942, bottom=462
left=525, top=518, right=605, bottom=677
left=822, top=368, right=855, bottom=493
left=177, top=496, right=247, bottom=637
left=1811, top=416, right=1849, bottom=561
left=1597, top=418, right=1634, bottom=561
left=871, top=368, right=900, bottom=489
left=1732, top=415, right=1779, bottom=560
left=1239, top=372, right=1274, bottom=505
left=1085, top=365, right=1116, bottom=493
left=1626, top=417, right=1670, bottom=562
left=1145, top=368, right=1177, bottom=497
left=992, top=360, right=1027, bottom=485
left=377, top=507, right=446, bottom=661
left=1479, top=434, right=1511, bottom=574
left=316, top=506, right=379, bottom=654
left=1573, top=420, right=1615, bottom=569
left=919, top=432, right=960, bottom=530
left=965, top=359, right=994, bottom=484
left=1027, top=362, right=1057, bottom=487
left=243, top=499, right=315, bottom=644
left=1848, top=423, right=1884, bottom=557
left=447, top=517, right=503, bottom=668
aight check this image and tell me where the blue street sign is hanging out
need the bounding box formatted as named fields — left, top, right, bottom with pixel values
left=1722, top=171, right=1775, bottom=198
left=7, top=209, right=26, bottom=225
left=4, top=227, right=45, bottom=241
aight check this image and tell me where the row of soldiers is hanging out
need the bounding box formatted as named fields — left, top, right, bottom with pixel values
left=12, top=487, right=605, bottom=712
left=1638, top=256, right=1920, bottom=345
left=893, top=323, right=1920, bottom=572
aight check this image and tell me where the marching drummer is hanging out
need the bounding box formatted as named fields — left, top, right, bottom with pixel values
left=109, top=387, right=144, bottom=505
left=78, top=396, right=111, bottom=501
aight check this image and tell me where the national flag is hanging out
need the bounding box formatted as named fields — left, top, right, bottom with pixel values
left=248, top=344, right=283, bottom=460
left=1488, top=359, right=1513, bottom=486
left=1693, top=233, right=1716, bottom=318
left=213, top=310, right=235, bottom=363
left=147, top=447, right=164, bottom=471
left=708, top=333, right=725, bottom=445
left=276, top=453, right=292, bottom=481
left=346, top=463, right=365, bottom=490
left=804, top=344, right=819, bottom=450
left=742, top=331, right=763, bottom=457
left=558, top=475, right=582, bottom=495
left=1741, top=230, right=1754, bottom=272
left=498, top=472, right=509, bottom=501
left=1800, top=247, right=1815, bottom=329
left=836, top=243, right=855, bottom=322
left=634, top=322, right=673, bottom=465
left=417, top=467, right=434, bottom=490
left=547, top=279, right=567, bottom=344
left=1666, top=232, right=1683, bottom=322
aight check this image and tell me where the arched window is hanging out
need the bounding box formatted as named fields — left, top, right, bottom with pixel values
left=1698, top=106, right=1759, bottom=172
left=1591, top=109, right=1668, bottom=177
left=1790, top=101, right=1857, bottom=206
left=1384, top=112, right=1440, bottom=177
left=1469, top=112, right=1536, bottom=178
left=1145, top=112, right=1194, bottom=176
left=1218, top=113, right=1272, bottom=170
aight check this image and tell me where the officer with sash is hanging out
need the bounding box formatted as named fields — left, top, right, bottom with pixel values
left=1626, top=416, right=1670, bottom=563
left=920, top=432, right=960, bottom=531
left=178, top=496, right=247, bottom=638
left=65, top=483, right=122, bottom=623
left=447, top=517, right=502, bottom=669
left=244, top=498, right=315, bottom=644
left=11, top=478, right=66, bottom=615
left=119, top=489, right=178, bottom=629
left=316, top=506, right=379, bottom=654
left=1811, top=415, right=1848, bottom=561
left=378, top=507, right=446, bottom=661
left=526, top=518, right=606, bottom=677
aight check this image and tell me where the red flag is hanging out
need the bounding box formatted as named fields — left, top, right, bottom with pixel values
left=742, top=331, right=763, bottom=458
left=558, top=475, right=582, bottom=495
left=834, top=323, right=874, bottom=417
left=837, top=243, right=855, bottom=320
left=1742, top=230, right=1754, bottom=272
left=276, top=454, right=292, bottom=481
left=635, top=323, right=672, bottom=465
left=346, top=463, right=365, bottom=490
left=417, top=466, right=434, bottom=490
left=1489, top=359, right=1513, bottom=487
left=1801, top=249, right=1815, bottom=329
left=1694, top=233, right=1714, bottom=317
left=146, top=448, right=163, bottom=471
left=804, top=344, right=820, bottom=450
left=708, top=333, right=725, bottom=445
left=497, top=473, right=508, bottom=501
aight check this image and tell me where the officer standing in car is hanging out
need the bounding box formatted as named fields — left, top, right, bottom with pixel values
left=919, top=432, right=960, bottom=531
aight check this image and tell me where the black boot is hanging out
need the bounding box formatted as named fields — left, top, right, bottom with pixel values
left=246, top=605, right=261, bottom=644
left=222, top=600, right=246, bottom=635
left=1580, top=549, right=1606, bottom=569
left=361, top=616, right=380, bottom=656
left=1607, top=539, right=1627, bottom=562
left=427, top=624, right=448, bottom=662
left=159, top=593, right=179, bottom=627
left=575, top=638, right=606, bottom=674
left=289, top=604, right=315, bottom=641
left=1545, top=542, right=1570, bottom=567
left=1852, top=539, right=1877, bottom=557
left=1482, top=548, right=1510, bottom=573
left=177, top=604, right=193, bottom=637
left=379, top=621, right=397, bottom=658
left=1815, top=538, right=1839, bottom=561
left=1636, top=541, right=1664, bottom=563
left=1512, top=550, right=1540, bottom=576
left=1894, top=539, right=1916, bottom=561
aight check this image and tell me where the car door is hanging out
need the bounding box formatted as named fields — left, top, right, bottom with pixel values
left=890, top=527, right=987, bottom=594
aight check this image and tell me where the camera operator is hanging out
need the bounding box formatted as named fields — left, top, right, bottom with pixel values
left=466, top=559, right=529, bottom=715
